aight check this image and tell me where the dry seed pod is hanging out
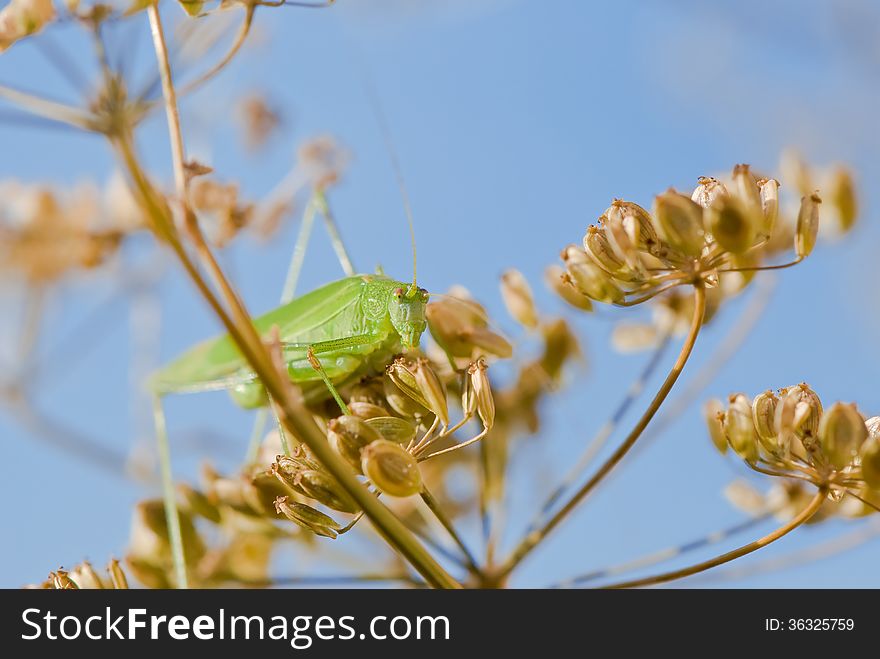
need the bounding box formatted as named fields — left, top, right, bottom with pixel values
left=691, top=176, right=728, bottom=209
left=565, top=259, right=624, bottom=304
left=604, top=214, right=647, bottom=278
left=361, top=440, right=423, bottom=498
left=828, top=168, right=857, bottom=234
left=387, top=359, right=432, bottom=410
left=468, top=358, right=495, bottom=430
left=459, top=326, right=514, bottom=358
left=752, top=390, right=779, bottom=452
left=366, top=416, right=418, bottom=444
left=348, top=379, right=388, bottom=408
left=795, top=193, right=821, bottom=258
left=607, top=200, right=658, bottom=250
left=177, top=483, right=222, bottom=524
left=860, top=420, right=880, bottom=490
left=725, top=394, right=758, bottom=462
left=758, top=178, right=779, bottom=237
left=703, top=399, right=727, bottom=455
left=295, top=470, right=360, bottom=514
left=500, top=268, right=539, bottom=329
left=425, top=295, right=488, bottom=358
left=584, top=224, right=626, bottom=275
left=545, top=265, right=593, bottom=311
left=818, top=402, right=867, bottom=470
left=274, top=496, right=341, bottom=539
left=383, top=375, right=429, bottom=418
left=327, top=415, right=383, bottom=474
left=653, top=190, right=705, bottom=258
left=724, top=479, right=766, bottom=515
left=705, top=194, right=756, bottom=255
left=412, top=359, right=450, bottom=426
left=69, top=562, right=104, bottom=589
left=611, top=322, right=659, bottom=353
left=731, top=164, right=763, bottom=221
left=51, top=570, right=78, bottom=590
left=348, top=401, right=391, bottom=420
left=108, top=559, right=129, bottom=589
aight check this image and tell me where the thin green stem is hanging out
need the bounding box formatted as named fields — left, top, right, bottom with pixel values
left=600, top=488, right=827, bottom=588
left=152, top=397, right=187, bottom=589
left=496, top=283, right=707, bottom=581
left=314, top=189, right=356, bottom=276
left=420, top=487, right=481, bottom=576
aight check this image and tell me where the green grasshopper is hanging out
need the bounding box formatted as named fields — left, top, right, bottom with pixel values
left=150, top=273, right=431, bottom=411
left=148, top=181, right=437, bottom=588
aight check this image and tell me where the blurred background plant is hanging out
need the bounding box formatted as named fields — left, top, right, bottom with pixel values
left=2, top=0, right=879, bottom=588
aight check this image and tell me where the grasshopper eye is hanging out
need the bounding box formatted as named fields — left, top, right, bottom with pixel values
left=394, top=288, right=404, bottom=299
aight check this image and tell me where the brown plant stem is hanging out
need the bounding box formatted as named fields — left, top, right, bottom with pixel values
left=495, top=283, right=707, bottom=581
left=600, top=487, right=827, bottom=588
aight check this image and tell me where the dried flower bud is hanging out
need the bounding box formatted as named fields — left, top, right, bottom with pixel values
left=691, top=177, right=728, bottom=209
left=366, top=416, right=418, bottom=445
left=725, top=394, right=758, bottom=462
left=468, top=358, right=495, bottom=430
left=500, top=269, right=538, bottom=329
left=818, top=402, right=867, bottom=470
left=545, top=265, right=593, bottom=311
left=361, top=440, right=423, bottom=497
left=295, top=470, right=360, bottom=514
left=348, top=401, right=391, bottom=420
left=228, top=381, right=267, bottom=409
left=752, top=390, right=779, bottom=452
left=412, top=358, right=450, bottom=426
left=425, top=295, right=488, bottom=358
left=705, top=194, right=756, bottom=255
left=274, top=496, right=341, bottom=539
left=703, top=398, right=727, bottom=455
left=327, top=415, right=383, bottom=474
left=795, top=193, right=821, bottom=258
left=758, top=178, right=779, bottom=237
left=653, top=190, right=706, bottom=257
left=108, top=559, right=129, bottom=589
left=828, top=167, right=857, bottom=234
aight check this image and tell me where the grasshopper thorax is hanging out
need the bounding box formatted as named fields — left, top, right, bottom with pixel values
left=388, top=285, right=429, bottom=349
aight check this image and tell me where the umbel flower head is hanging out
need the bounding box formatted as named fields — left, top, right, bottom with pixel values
left=550, top=164, right=823, bottom=311
left=705, top=384, right=880, bottom=514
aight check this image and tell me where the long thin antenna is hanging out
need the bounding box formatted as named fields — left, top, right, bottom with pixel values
left=362, top=75, right=418, bottom=295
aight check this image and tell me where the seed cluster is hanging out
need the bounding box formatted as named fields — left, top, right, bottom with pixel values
left=706, top=385, right=880, bottom=513
left=550, top=164, right=820, bottom=311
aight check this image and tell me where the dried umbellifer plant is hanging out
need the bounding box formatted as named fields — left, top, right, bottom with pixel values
left=2, top=2, right=870, bottom=590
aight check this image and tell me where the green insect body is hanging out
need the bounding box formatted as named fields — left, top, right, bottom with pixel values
left=150, top=274, right=430, bottom=406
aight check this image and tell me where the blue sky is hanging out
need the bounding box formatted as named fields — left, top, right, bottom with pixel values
left=2, top=0, right=879, bottom=587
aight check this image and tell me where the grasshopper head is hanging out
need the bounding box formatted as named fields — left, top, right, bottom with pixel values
left=389, top=286, right=429, bottom=349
